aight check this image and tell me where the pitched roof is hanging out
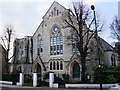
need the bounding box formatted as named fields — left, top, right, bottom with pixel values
left=34, top=56, right=46, bottom=70
left=100, top=38, right=114, bottom=51
left=42, top=1, right=67, bottom=19
left=66, top=52, right=80, bottom=68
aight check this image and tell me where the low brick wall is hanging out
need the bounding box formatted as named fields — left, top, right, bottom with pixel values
left=65, top=84, right=116, bottom=88
left=0, top=81, right=13, bottom=85
left=53, top=83, right=59, bottom=88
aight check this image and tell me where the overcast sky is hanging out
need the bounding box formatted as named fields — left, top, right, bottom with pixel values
left=0, top=0, right=119, bottom=58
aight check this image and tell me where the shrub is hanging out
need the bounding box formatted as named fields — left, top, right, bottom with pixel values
left=2, top=73, right=19, bottom=85
left=44, top=72, right=53, bottom=79
left=24, top=76, right=31, bottom=83
left=93, top=63, right=120, bottom=84
left=62, top=74, right=69, bottom=83
left=106, top=75, right=118, bottom=83
left=54, top=75, right=63, bottom=85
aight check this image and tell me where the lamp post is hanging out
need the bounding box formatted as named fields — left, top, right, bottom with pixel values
left=91, top=5, right=103, bottom=90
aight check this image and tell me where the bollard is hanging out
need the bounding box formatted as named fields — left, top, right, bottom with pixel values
left=33, top=73, right=37, bottom=87
left=49, top=73, right=54, bottom=88
left=19, top=73, right=24, bottom=86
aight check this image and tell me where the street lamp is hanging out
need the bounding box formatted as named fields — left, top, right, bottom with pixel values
left=91, top=5, right=103, bottom=90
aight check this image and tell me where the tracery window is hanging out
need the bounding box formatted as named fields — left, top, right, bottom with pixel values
left=72, top=30, right=79, bottom=52
left=50, top=27, right=63, bottom=55
left=49, top=60, right=63, bottom=71
left=37, top=35, right=43, bottom=56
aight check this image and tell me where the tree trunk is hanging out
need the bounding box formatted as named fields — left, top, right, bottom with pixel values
left=80, top=52, right=87, bottom=83
left=81, top=59, right=86, bottom=83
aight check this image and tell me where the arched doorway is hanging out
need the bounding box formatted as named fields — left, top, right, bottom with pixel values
left=73, top=63, right=80, bottom=78
left=36, top=64, right=41, bottom=78
left=37, top=64, right=41, bottom=74
left=18, top=66, right=22, bottom=73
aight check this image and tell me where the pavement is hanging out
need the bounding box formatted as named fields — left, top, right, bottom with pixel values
left=0, top=84, right=34, bottom=88
left=1, top=88, right=108, bottom=90
left=0, top=84, right=109, bottom=90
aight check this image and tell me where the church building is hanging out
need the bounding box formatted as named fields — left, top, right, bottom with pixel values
left=10, top=1, right=118, bottom=82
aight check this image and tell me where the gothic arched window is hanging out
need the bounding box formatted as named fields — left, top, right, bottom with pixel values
left=51, top=8, right=60, bottom=17
left=111, top=54, right=116, bottom=66
left=54, top=8, right=56, bottom=16
left=37, top=35, right=43, bottom=56
left=50, top=62, right=52, bottom=70
left=49, top=60, right=64, bottom=71
left=57, top=61, right=59, bottom=70
left=72, top=30, right=79, bottom=52
left=60, top=61, right=63, bottom=70
left=50, top=27, right=63, bottom=55
left=52, top=11, right=53, bottom=17
left=57, top=10, right=59, bottom=16
left=53, top=61, right=56, bottom=70
left=40, top=39, right=43, bottom=56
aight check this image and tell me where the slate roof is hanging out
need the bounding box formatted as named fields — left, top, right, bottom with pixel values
left=100, top=38, right=114, bottom=51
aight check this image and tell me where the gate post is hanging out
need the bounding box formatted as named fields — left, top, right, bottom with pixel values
left=33, top=73, right=37, bottom=87
left=19, top=73, right=24, bottom=86
left=49, top=73, right=54, bottom=88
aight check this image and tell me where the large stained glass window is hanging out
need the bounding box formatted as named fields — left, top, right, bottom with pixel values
left=50, top=27, right=63, bottom=55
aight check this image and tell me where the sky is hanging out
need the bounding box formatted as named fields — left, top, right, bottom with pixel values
left=0, top=0, right=119, bottom=58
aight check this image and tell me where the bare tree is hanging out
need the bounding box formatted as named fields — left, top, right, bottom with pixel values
left=64, top=1, right=103, bottom=82
left=1, top=25, right=14, bottom=73
left=110, top=16, right=120, bottom=41
left=110, top=16, right=120, bottom=63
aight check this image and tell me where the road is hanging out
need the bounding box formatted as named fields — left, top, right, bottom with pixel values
left=2, top=87, right=108, bottom=90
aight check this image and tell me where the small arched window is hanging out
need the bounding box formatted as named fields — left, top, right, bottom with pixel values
left=52, top=11, right=53, bottom=17
left=40, top=39, right=43, bottom=56
left=57, top=10, right=59, bottom=16
left=51, top=8, right=59, bottom=17
left=53, top=61, right=56, bottom=70
left=37, top=35, right=43, bottom=56
left=57, top=61, right=59, bottom=70
left=60, top=61, right=63, bottom=70
left=54, top=8, right=56, bottom=16
left=72, top=30, right=79, bottom=52
left=49, top=60, right=63, bottom=71
left=50, top=62, right=52, bottom=70
left=111, top=54, right=116, bottom=66
left=18, top=66, right=22, bottom=73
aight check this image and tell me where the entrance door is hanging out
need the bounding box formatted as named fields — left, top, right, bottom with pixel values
left=37, top=64, right=41, bottom=74
left=73, top=63, right=80, bottom=78
left=36, top=64, right=41, bottom=86
left=37, top=64, right=41, bottom=78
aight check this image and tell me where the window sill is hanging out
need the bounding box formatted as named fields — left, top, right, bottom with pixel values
left=50, top=54, right=63, bottom=57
